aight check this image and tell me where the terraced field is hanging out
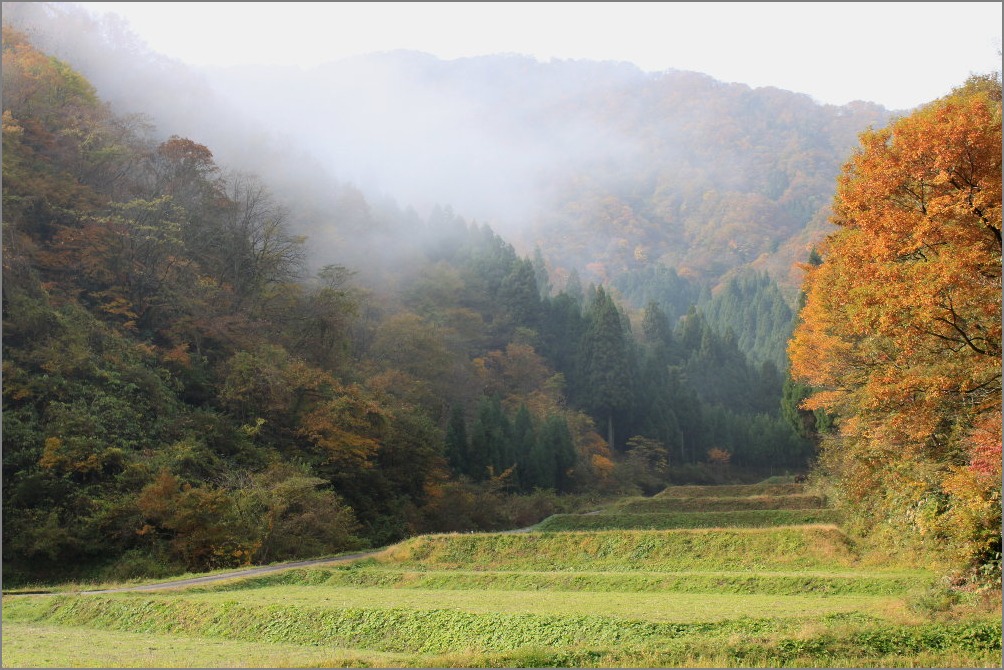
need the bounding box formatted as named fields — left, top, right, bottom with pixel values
left=3, top=479, right=1001, bottom=667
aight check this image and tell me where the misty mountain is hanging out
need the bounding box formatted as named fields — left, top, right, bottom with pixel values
left=2, top=2, right=895, bottom=300
left=205, top=52, right=895, bottom=294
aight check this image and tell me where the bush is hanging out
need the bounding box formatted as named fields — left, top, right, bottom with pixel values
left=100, top=548, right=178, bottom=582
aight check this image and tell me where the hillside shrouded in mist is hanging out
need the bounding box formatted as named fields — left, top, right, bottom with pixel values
left=1, top=1, right=893, bottom=297
left=206, top=52, right=895, bottom=293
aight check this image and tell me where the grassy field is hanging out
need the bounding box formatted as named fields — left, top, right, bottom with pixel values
left=3, top=480, right=1001, bottom=668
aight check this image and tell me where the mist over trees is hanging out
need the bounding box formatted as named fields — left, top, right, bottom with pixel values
left=1, top=2, right=893, bottom=297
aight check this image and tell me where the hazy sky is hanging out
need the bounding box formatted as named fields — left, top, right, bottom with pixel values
left=74, top=1, right=1001, bottom=111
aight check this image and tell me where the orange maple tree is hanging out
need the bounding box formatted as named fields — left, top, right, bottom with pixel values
left=788, top=75, right=1001, bottom=572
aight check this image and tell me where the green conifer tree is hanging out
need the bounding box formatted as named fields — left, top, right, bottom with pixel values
left=576, top=287, right=632, bottom=449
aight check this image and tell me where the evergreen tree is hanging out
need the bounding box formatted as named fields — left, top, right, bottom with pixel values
left=641, top=301, right=676, bottom=363
left=611, top=264, right=699, bottom=325
left=564, top=268, right=585, bottom=309
left=576, top=287, right=632, bottom=449
left=540, top=291, right=587, bottom=383
left=469, top=395, right=513, bottom=479
left=444, top=405, right=469, bottom=475
left=531, top=246, right=552, bottom=299
left=698, top=270, right=795, bottom=370
left=498, top=257, right=542, bottom=334
left=632, top=350, right=684, bottom=461
left=539, top=414, right=577, bottom=492
left=511, top=403, right=537, bottom=489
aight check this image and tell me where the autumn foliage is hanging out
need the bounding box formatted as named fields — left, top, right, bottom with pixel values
left=789, top=76, right=1002, bottom=573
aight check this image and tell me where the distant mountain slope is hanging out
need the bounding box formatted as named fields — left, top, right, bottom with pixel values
left=3, top=2, right=896, bottom=298
left=203, top=52, right=894, bottom=292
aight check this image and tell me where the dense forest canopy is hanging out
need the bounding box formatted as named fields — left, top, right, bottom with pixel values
left=1, top=3, right=999, bottom=593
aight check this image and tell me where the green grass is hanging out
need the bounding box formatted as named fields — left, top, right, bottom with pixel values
left=441, top=617, right=1004, bottom=668
left=0, top=622, right=406, bottom=668
left=534, top=509, right=841, bottom=531
left=655, top=483, right=807, bottom=498
left=376, top=527, right=862, bottom=572
left=190, top=565, right=931, bottom=596
left=68, top=586, right=908, bottom=622
left=0, top=594, right=802, bottom=653
left=611, top=493, right=826, bottom=513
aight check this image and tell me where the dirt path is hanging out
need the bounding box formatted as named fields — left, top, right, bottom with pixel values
left=31, top=523, right=542, bottom=596
left=77, top=551, right=380, bottom=594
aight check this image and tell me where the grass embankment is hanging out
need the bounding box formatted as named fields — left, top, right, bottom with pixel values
left=190, top=563, right=929, bottom=596
left=534, top=509, right=841, bottom=531
left=654, top=482, right=807, bottom=498
left=375, top=526, right=858, bottom=572
left=4, top=480, right=1000, bottom=668
left=611, top=493, right=826, bottom=513
left=0, top=590, right=897, bottom=642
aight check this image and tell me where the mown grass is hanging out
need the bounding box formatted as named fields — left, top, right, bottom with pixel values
left=27, top=585, right=907, bottom=623
left=534, top=509, right=841, bottom=531
left=375, top=527, right=862, bottom=572
left=611, top=493, right=826, bottom=513
left=0, top=594, right=807, bottom=653
left=190, top=564, right=931, bottom=596
left=0, top=622, right=406, bottom=668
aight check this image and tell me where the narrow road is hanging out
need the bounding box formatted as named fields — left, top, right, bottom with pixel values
left=77, top=551, right=380, bottom=594
left=26, top=523, right=543, bottom=596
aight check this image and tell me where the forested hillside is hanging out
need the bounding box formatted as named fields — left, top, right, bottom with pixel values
left=2, top=26, right=811, bottom=584
left=0, top=2, right=903, bottom=396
